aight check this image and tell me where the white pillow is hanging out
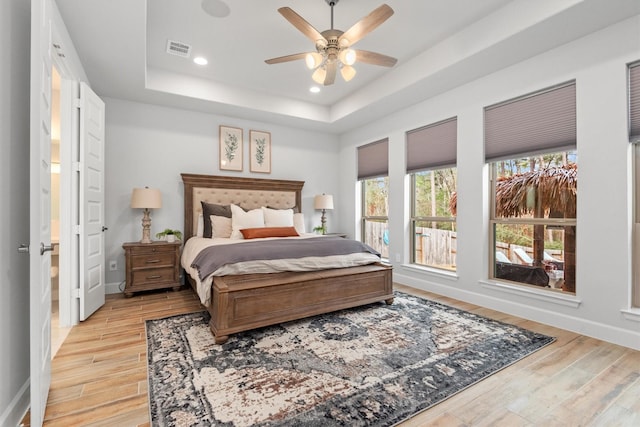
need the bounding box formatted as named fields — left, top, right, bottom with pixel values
left=262, top=207, right=294, bottom=227
left=293, top=213, right=306, bottom=235
left=196, top=214, right=204, bottom=237
left=230, top=204, right=265, bottom=239
left=211, top=215, right=232, bottom=238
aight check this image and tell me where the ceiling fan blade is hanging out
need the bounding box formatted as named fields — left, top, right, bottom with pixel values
left=265, top=52, right=309, bottom=65
left=278, top=7, right=326, bottom=44
left=324, top=61, right=337, bottom=85
left=353, top=50, right=397, bottom=67
left=339, top=4, right=394, bottom=46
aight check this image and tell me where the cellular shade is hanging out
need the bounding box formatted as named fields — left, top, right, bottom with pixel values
left=484, top=81, right=576, bottom=162
left=406, top=117, right=457, bottom=174
left=357, top=138, right=389, bottom=180
left=630, top=61, right=640, bottom=142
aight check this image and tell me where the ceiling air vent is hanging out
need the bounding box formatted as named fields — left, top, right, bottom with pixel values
left=166, top=40, right=191, bottom=58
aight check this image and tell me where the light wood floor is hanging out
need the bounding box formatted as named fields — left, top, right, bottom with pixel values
left=22, top=284, right=640, bottom=426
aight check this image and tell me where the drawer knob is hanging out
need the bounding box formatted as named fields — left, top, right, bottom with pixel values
left=146, top=259, right=161, bottom=264
left=147, top=275, right=162, bottom=279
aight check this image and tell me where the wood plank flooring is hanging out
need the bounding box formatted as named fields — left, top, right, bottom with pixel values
left=22, top=283, right=640, bottom=426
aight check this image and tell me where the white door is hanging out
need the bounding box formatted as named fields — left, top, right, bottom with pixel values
left=29, top=0, right=53, bottom=424
left=79, top=82, right=106, bottom=320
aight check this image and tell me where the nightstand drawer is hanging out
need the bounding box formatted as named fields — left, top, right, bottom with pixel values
left=131, top=267, right=176, bottom=286
left=127, top=245, right=174, bottom=256
left=130, top=252, right=175, bottom=269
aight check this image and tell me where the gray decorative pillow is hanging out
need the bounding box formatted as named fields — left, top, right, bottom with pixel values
left=201, top=201, right=232, bottom=238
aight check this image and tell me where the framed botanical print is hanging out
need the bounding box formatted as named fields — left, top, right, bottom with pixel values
left=219, top=125, right=243, bottom=171
left=249, top=130, right=271, bottom=173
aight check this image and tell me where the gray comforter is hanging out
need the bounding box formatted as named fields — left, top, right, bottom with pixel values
left=191, top=237, right=380, bottom=280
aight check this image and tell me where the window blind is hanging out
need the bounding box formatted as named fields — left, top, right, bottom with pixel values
left=406, top=117, right=457, bottom=174
left=630, top=61, right=640, bottom=142
left=484, top=81, right=576, bottom=162
left=357, top=138, right=389, bottom=180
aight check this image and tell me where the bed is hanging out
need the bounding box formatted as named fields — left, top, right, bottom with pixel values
left=181, top=173, right=393, bottom=344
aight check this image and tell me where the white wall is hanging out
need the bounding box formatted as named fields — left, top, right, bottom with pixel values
left=338, top=16, right=640, bottom=350
left=103, top=98, right=341, bottom=287
left=0, top=0, right=32, bottom=424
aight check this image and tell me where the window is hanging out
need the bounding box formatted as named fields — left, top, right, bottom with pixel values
left=490, top=153, right=577, bottom=292
left=407, top=117, right=457, bottom=270
left=411, top=168, right=457, bottom=270
left=358, top=139, right=389, bottom=258
left=630, top=61, right=640, bottom=306
left=362, top=176, right=389, bottom=258
left=485, top=81, right=577, bottom=293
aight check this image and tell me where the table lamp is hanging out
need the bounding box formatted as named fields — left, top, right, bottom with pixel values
left=131, top=187, right=162, bottom=243
left=314, top=194, right=334, bottom=235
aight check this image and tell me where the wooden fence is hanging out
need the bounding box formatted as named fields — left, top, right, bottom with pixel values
left=414, top=227, right=457, bottom=269
left=363, top=221, right=389, bottom=259
left=364, top=223, right=562, bottom=270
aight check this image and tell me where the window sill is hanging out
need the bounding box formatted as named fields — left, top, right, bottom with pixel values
left=621, top=308, right=640, bottom=323
left=479, top=279, right=582, bottom=308
left=399, top=263, right=459, bottom=282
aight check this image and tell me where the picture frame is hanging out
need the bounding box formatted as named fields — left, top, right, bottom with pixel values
left=219, top=125, right=243, bottom=171
left=249, top=130, right=271, bottom=173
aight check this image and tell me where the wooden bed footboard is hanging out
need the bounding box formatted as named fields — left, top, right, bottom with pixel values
left=196, top=263, right=393, bottom=344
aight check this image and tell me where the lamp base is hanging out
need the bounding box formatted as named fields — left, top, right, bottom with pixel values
left=140, top=208, right=153, bottom=244
left=321, top=209, right=327, bottom=235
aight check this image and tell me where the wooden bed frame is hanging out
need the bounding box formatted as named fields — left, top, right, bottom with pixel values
left=181, top=173, right=393, bottom=344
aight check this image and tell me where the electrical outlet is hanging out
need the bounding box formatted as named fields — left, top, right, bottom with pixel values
left=395, top=253, right=401, bottom=262
left=109, top=260, right=117, bottom=271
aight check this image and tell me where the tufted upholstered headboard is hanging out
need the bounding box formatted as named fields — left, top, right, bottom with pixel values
left=181, top=174, right=304, bottom=242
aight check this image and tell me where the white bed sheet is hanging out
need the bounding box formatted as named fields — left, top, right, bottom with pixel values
left=181, top=234, right=381, bottom=305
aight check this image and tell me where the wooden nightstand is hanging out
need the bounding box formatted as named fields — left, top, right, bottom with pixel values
left=122, top=241, right=181, bottom=297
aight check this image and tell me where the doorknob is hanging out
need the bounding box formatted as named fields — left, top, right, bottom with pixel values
left=17, top=244, right=29, bottom=254
left=40, top=242, right=54, bottom=255
left=102, top=226, right=109, bottom=232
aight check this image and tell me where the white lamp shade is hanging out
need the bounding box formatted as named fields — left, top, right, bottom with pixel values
left=339, top=48, right=356, bottom=66
left=340, top=65, right=357, bottom=82
left=312, top=67, right=327, bottom=84
left=314, top=194, right=334, bottom=210
left=305, top=52, right=323, bottom=70
left=131, top=187, right=162, bottom=209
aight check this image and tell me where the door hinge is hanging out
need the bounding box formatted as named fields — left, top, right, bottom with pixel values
left=73, top=288, right=81, bottom=299
left=72, top=161, right=82, bottom=172
left=73, top=225, right=82, bottom=235
left=73, top=98, right=81, bottom=109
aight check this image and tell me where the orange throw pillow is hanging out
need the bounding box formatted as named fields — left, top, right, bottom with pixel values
left=240, top=227, right=299, bottom=239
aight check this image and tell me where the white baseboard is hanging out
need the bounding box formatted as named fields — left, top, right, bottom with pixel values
left=0, top=379, right=29, bottom=427
left=105, top=281, right=124, bottom=295
left=394, top=271, right=640, bottom=351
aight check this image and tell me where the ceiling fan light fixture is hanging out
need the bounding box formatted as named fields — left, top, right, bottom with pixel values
left=265, top=3, right=396, bottom=86
left=339, top=48, right=356, bottom=66
left=312, top=67, right=327, bottom=84
left=305, top=52, right=323, bottom=70
left=340, top=64, right=356, bottom=82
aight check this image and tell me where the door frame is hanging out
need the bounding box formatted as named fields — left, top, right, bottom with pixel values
left=51, top=17, right=82, bottom=327
left=56, top=75, right=80, bottom=326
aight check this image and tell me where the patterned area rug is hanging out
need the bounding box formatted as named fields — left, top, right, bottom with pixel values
left=146, top=292, right=554, bottom=426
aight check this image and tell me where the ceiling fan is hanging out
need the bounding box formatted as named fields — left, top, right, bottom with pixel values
left=265, top=0, right=397, bottom=86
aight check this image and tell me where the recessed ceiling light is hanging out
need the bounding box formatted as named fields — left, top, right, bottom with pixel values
left=193, top=56, right=208, bottom=65
left=201, top=0, right=230, bottom=18
left=309, top=86, right=320, bottom=93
